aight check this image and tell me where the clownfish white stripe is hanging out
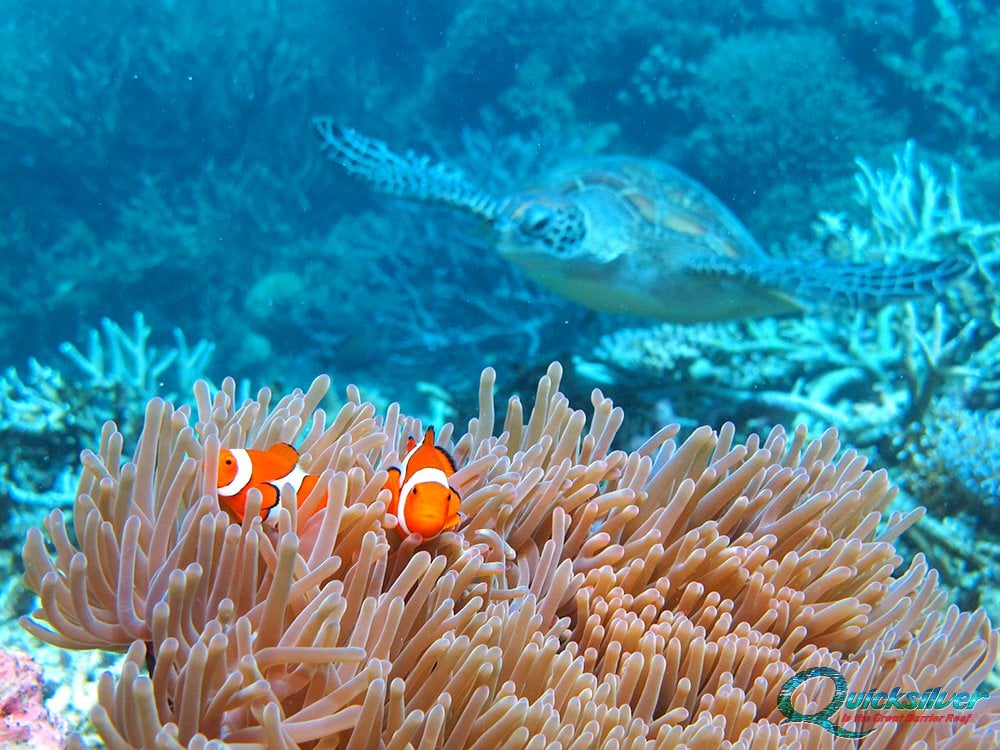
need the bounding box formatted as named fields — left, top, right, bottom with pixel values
left=257, top=465, right=311, bottom=520
left=267, top=465, right=308, bottom=495
left=397, top=444, right=422, bottom=478
left=396, top=496, right=411, bottom=535
left=396, top=466, right=450, bottom=535
left=218, top=449, right=253, bottom=497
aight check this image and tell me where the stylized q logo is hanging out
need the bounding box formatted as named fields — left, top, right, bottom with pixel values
left=777, top=667, right=874, bottom=739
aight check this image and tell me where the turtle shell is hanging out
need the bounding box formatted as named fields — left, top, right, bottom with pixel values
left=493, top=158, right=803, bottom=322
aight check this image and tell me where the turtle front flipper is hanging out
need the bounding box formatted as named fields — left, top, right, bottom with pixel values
left=312, top=117, right=500, bottom=221
left=713, top=255, right=973, bottom=310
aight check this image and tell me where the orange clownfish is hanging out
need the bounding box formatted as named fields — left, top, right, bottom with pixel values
left=384, top=428, right=462, bottom=539
left=216, top=443, right=324, bottom=521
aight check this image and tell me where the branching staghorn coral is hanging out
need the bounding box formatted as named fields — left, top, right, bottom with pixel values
left=20, top=363, right=1000, bottom=748
left=0, top=314, right=213, bottom=549
left=1, top=312, right=212, bottom=461
left=815, top=139, right=1000, bottom=278
left=816, top=140, right=999, bottom=329
left=59, top=313, right=214, bottom=403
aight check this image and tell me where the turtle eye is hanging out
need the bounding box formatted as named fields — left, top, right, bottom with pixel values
left=529, top=215, right=550, bottom=232
left=520, top=207, right=551, bottom=234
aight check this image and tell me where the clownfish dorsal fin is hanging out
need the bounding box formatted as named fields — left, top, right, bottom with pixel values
left=267, top=442, right=301, bottom=471
left=438, top=446, right=457, bottom=474
left=424, top=427, right=458, bottom=474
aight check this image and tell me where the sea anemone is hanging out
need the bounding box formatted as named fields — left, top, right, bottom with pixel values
left=21, top=364, right=999, bottom=748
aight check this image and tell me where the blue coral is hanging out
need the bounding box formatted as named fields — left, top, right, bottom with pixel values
left=905, top=398, right=1000, bottom=515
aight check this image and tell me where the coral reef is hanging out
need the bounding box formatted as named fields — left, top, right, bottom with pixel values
left=20, top=364, right=1000, bottom=747
left=0, top=608, right=120, bottom=746
left=0, top=648, right=66, bottom=748
left=901, top=397, right=1000, bottom=517
left=0, top=0, right=341, bottom=365
left=844, top=0, right=1000, bottom=153
left=294, top=202, right=595, bottom=398
left=684, top=29, right=901, bottom=241
left=58, top=313, right=214, bottom=405
left=588, top=301, right=990, bottom=457
left=897, top=492, right=1000, bottom=624
left=415, top=1, right=673, bottom=136
left=0, top=314, right=213, bottom=548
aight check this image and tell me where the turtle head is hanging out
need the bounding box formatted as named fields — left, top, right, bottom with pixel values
left=495, top=195, right=587, bottom=259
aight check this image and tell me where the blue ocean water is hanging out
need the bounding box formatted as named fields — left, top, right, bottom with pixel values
left=1, top=0, right=999, bottom=743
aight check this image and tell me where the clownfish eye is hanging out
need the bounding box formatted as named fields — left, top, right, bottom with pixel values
left=224, top=458, right=233, bottom=465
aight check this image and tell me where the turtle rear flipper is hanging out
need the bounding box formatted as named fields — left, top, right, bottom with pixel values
left=773, top=256, right=972, bottom=308
left=312, top=117, right=500, bottom=221
left=720, top=255, right=973, bottom=309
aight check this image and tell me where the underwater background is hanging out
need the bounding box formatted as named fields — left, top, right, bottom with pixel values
left=1, top=0, right=998, bottom=744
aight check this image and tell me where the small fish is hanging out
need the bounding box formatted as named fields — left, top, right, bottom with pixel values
left=216, top=443, right=324, bottom=521
left=384, top=428, right=462, bottom=539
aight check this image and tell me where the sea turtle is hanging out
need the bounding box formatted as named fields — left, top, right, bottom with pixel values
left=312, top=118, right=966, bottom=323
